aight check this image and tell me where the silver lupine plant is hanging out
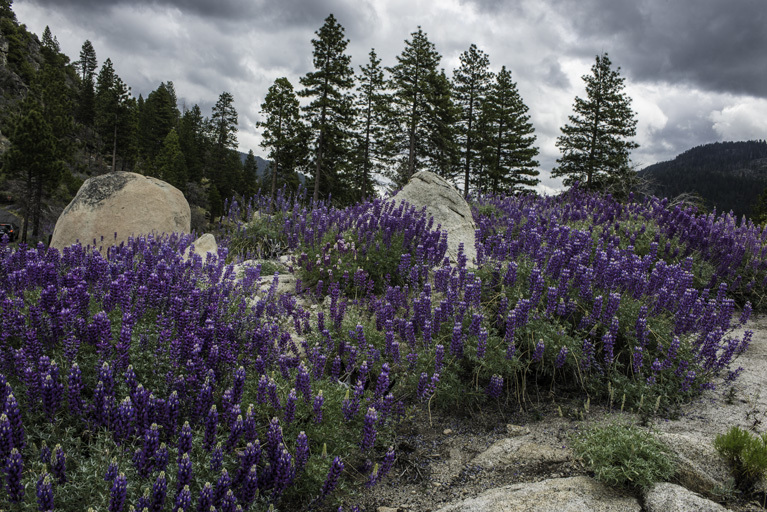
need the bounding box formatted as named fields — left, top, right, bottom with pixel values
left=0, top=183, right=762, bottom=509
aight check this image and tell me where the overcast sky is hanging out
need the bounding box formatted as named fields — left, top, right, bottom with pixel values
left=14, top=0, right=767, bottom=193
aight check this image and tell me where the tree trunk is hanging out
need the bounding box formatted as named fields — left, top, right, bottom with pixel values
left=111, top=120, right=118, bottom=172
left=363, top=96, right=372, bottom=200
left=464, top=87, right=474, bottom=198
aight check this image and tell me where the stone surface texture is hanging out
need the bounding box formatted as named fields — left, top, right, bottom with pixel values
left=435, top=476, right=641, bottom=512
left=392, top=171, right=477, bottom=265
left=51, top=171, right=190, bottom=251
left=643, top=482, right=729, bottom=512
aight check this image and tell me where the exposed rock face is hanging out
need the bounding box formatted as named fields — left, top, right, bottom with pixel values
left=435, top=476, right=641, bottom=512
left=51, top=172, right=190, bottom=251
left=472, top=436, right=572, bottom=469
left=184, top=233, right=218, bottom=262
left=393, top=171, right=477, bottom=266
left=644, top=483, right=728, bottom=512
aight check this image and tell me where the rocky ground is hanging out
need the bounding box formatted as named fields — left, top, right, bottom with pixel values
left=349, top=315, right=767, bottom=512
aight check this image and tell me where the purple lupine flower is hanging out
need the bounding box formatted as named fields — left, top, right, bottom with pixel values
left=40, top=441, right=51, bottom=464
left=680, top=370, right=697, bottom=393
left=194, top=378, right=214, bottom=424
left=173, top=485, right=191, bottom=512
left=361, top=407, right=378, bottom=451
left=450, top=322, right=464, bottom=358
left=109, top=473, right=128, bottom=512
left=243, top=404, right=257, bottom=443
left=219, top=489, right=237, bottom=512
left=374, top=364, right=390, bottom=400
left=378, top=446, right=396, bottom=482
left=150, top=471, right=168, bottom=512
left=5, top=447, right=24, bottom=503
left=295, top=362, right=312, bottom=404
left=234, top=441, right=261, bottom=489
left=52, top=444, right=67, bottom=484
left=67, top=362, right=84, bottom=416
left=166, top=390, right=180, bottom=437
left=105, top=457, right=119, bottom=481
left=238, top=464, right=259, bottom=508
left=632, top=346, right=644, bottom=374
left=137, top=423, right=160, bottom=477
left=42, top=373, right=61, bottom=421
left=555, top=346, right=569, bottom=369
left=284, top=389, right=297, bottom=425
left=272, top=448, right=295, bottom=499
left=203, top=405, right=218, bottom=451
left=0, top=414, right=11, bottom=463
left=601, top=331, right=615, bottom=366
left=486, top=375, right=503, bottom=399
left=5, top=393, right=25, bottom=449
left=213, top=469, right=232, bottom=507
left=296, top=431, right=310, bottom=472
left=178, top=421, right=193, bottom=462
left=225, top=414, right=244, bottom=452
left=155, top=443, right=169, bottom=473
left=196, top=482, right=213, bottom=512
left=267, top=378, right=281, bottom=410
left=209, top=442, right=223, bottom=473
left=176, top=453, right=193, bottom=493
left=313, top=390, right=324, bottom=424
left=532, top=340, right=545, bottom=363
left=36, top=472, right=54, bottom=511
left=136, top=488, right=151, bottom=512
left=317, top=456, right=344, bottom=505
left=232, top=366, right=246, bottom=405
left=435, top=344, right=445, bottom=373
left=266, top=417, right=284, bottom=464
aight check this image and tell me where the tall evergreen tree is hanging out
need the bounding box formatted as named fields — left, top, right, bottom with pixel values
left=424, top=70, right=461, bottom=184
left=95, top=58, right=133, bottom=170
left=453, top=44, right=491, bottom=196
left=155, top=128, right=187, bottom=190
left=387, top=27, right=442, bottom=186
left=242, top=149, right=259, bottom=195
left=260, top=77, right=307, bottom=201
left=208, top=91, right=241, bottom=199
left=552, top=53, right=638, bottom=192
left=139, top=82, right=179, bottom=168
left=299, top=14, right=355, bottom=204
left=179, top=104, right=206, bottom=184
left=352, top=49, right=394, bottom=200
left=477, top=66, right=540, bottom=194
left=5, top=108, right=61, bottom=240
left=76, top=40, right=98, bottom=82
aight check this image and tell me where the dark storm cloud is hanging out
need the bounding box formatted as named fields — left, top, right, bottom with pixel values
left=22, top=0, right=376, bottom=34
left=464, top=0, right=767, bottom=98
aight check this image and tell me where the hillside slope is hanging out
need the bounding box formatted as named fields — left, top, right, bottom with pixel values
left=639, top=140, right=767, bottom=218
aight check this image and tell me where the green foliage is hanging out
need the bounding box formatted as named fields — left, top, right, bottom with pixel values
left=552, top=53, right=638, bottom=195
left=476, top=66, right=540, bottom=195
left=227, top=213, right=289, bottom=262
left=714, top=426, right=767, bottom=492
left=572, top=422, right=675, bottom=490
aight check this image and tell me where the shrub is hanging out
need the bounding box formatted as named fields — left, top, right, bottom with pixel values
left=714, top=426, right=767, bottom=492
left=572, top=422, right=675, bottom=490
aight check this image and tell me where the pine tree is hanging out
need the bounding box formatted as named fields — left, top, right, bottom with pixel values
left=208, top=92, right=241, bottom=200
left=552, top=53, right=638, bottom=193
left=260, top=77, right=307, bottom=201
left=352, top=49, right=394, bottom=201
left=41, top=26, right=59, bottom=53
left=179, top=104, right=206, bottom=184
left=5, top=107, right=61, bottom=240
left=424, top=70, right=461, bottom=184
left=387, top=27, right=442, bottom=187
left=139, top=82, right=180, bottom=168
left=299, top=14, right=355, bottom=204
left=242, top=150, right=259, bottom=195
left=76, top=40, right=98, bottom=82
left=94, top=58, right=133, bottom=170
left=453, top=44, right=491, bottom=196
left=155, top=128, right=187, bottom=190
left=477, top=66, right=540, bottom=194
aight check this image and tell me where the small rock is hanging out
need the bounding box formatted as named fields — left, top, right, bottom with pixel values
left=443, top=429, right=453, bottom=435
left=506, top=424, right=531, bottom=437
left=433, top=482, right=442, bottom=487
left=644, top=482, right=728, bottom=512
left=378, top=507, right=399, bottom=512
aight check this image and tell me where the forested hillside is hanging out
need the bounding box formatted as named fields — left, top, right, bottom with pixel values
left=639, top=140, right=767, bottom=218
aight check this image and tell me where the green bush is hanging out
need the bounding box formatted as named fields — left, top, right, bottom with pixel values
left=714, top=426, right=767, bottom=492
left=572, top=422, right=675, bottom=490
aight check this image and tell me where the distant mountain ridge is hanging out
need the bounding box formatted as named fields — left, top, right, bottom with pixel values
left=639, top=140, right=767, bottom=218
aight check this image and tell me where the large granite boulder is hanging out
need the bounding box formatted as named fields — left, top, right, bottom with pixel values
left=392, top=171, right=477, bottom=266
left=51, top=172, right=190, bottom=251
